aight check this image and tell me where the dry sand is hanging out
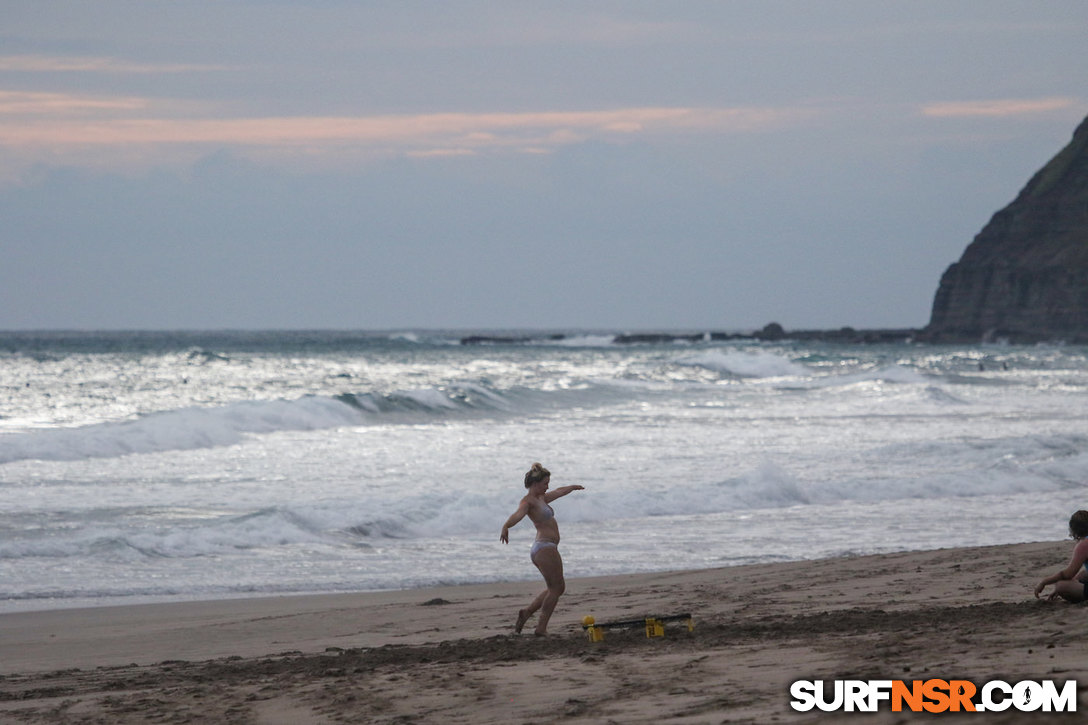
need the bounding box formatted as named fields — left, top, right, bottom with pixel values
left=1, top=541, right=1086, bottom=723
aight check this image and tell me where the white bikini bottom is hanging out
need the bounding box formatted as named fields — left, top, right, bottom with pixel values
left=530, top=540, right=558, bottom=560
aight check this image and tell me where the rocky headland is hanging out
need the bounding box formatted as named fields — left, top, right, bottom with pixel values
left=924, top=114, right=1088, bottom=343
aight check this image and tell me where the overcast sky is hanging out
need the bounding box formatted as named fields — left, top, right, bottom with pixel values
left=2, top=1, right=1086, bottom=331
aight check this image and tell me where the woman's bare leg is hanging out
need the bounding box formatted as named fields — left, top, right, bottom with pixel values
left=529, top=546, right=565, bottom=635
left=515, top=607, right=531, bottom=633
left=515, top=589, right=547, bottom=632
left=1050, top=580, right=1086, bottom=603
left=516, top=594, right=543, bottom=632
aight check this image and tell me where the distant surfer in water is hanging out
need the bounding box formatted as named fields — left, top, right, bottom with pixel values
left=500, top=463, right=584, bottom=636
left=1034, top=510, right=1088, bottom=602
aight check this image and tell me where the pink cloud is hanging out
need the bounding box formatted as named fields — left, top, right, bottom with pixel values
left=921, top=97, right=1076, bottom=118
left=0, top=95, right=820, bottom=182
left=0, top=55, right=231, bottom=74
left=0, top=105, right=809, bottom=152
left=0, top=90, right=149, bottom=115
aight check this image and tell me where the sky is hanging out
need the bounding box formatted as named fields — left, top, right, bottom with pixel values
left=2, top=1, right=1087, bottom=332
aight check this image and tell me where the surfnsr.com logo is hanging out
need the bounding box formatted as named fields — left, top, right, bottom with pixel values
left=790, top=679, right=1077, bottom=713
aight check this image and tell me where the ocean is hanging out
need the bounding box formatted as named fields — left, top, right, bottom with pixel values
left=1, top=330, right=1086, bottom=613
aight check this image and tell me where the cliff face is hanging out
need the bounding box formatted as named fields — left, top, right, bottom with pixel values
left=926, top=115, right=1088, bottom=343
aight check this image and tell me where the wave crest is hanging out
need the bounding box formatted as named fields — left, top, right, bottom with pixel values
left=0, top=384, right=512, bottom=464
left=677, top=350, right=810, bottom=378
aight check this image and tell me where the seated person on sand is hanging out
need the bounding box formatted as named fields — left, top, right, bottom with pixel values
left=1034, top=510, right=1088, bottom=603
left=500, top=463, right=584, bottom=636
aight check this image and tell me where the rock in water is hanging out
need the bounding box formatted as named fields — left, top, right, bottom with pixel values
left=926, top=115, right=1088, bottom=343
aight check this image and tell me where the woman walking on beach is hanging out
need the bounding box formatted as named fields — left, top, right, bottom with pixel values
left=1034, top=510, right=1088, bottom=602
left=500, top=463, right=584, bottom=636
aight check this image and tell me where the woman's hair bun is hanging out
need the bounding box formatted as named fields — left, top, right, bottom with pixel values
left=524, top=462, right=551, bottom=488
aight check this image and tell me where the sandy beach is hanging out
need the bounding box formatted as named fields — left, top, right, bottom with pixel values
left=1, top=540, right=1086, bottom=723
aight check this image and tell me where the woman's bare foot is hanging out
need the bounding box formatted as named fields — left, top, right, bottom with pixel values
left=515, top=608, right=530, bottom=633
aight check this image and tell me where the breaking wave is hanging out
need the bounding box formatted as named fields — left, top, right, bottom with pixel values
left=0, top=385, right=513, bottom=464
left=677, top=349, right=810, bottom=378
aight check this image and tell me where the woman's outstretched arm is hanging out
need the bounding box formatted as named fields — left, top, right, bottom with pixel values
left=544, top=484, right=584, bottom=503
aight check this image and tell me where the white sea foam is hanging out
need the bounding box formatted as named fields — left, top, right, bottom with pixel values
left=921, top=385, right=969, bottom=404
left=13, top=437, right=1086, bottom=572
left=3, top=332, right=1088, bottom=611
left=801, top=363, right=930, bottom=388
left=676, top=349, right=810, bottom=378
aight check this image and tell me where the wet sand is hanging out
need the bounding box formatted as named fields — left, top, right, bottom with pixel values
left=1, top=541, right=1085, bottom=723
